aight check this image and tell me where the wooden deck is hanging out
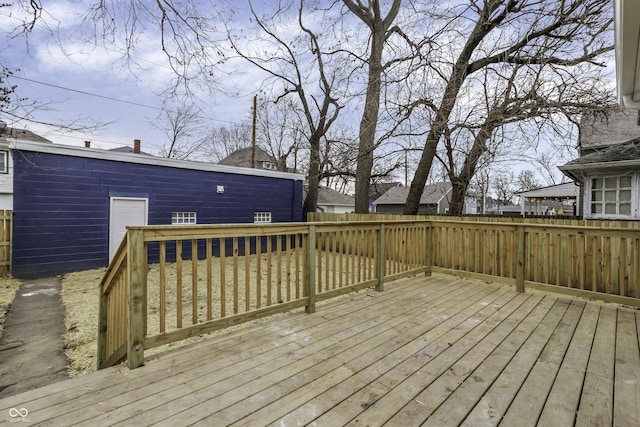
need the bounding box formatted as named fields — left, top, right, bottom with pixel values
left=2, top=274, right=639, bottom=426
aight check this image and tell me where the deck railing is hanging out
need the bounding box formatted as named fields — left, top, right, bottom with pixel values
left=99, top=218, right=640, bottom=370
left=98, top=221, right=431, bottom=369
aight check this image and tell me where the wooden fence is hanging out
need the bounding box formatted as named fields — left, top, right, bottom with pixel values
left=98, top=221, right=430, bottom=369
left=310, top=213, right=640, bottom=304
left=308, top=212, right=640, bottom=228
left=0, top=210, right=11, bottom=275
left=99, top=216, right=640, bottom=370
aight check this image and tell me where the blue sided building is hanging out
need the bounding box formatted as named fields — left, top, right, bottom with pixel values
left=10, top=140, right=304, bottom=279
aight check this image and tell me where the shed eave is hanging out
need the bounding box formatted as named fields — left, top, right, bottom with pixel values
left=9, top=140, right=305, bottom=181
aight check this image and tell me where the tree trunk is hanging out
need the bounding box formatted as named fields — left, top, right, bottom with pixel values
left=354, top=31, right=385, bottom=214
left=344, top=0, right=402, bottom=214
left=404, top=5, right=503, bottom=215
left=448, top=179, right=467, bottom=216
left=303, top=134, right=321, bottom=218
left=446, top=126, right=492, bottom=216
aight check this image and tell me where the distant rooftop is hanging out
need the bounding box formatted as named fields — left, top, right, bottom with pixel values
left=219, top=147, right=277, bottom=169
left=375, top=182, right=452, bottom=205
left=0, top=124, right=52, bottom=143
left=516, top=182, right=579, bottom=199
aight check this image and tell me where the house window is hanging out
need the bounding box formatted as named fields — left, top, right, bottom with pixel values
left=172, top=212, right=197, bottom=224
left=590, top=176, right=633, bottom=216
left=0, top=151, right=7, bottom=174
left=254, top=212, right=272, bottom=223
left=261, top=161, right=276, bottom=170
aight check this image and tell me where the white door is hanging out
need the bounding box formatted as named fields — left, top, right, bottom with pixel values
left=109, top=197, right=148, bottom=261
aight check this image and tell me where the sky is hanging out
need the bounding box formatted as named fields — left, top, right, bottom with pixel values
left=1, top=1, right=265, bottom=153
left=0, top=0, right=619, bottom=189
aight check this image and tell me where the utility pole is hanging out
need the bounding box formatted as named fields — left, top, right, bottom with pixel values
left=251, top=95, right=257, bottom=168
left=404, top=149, right=408, bottom=187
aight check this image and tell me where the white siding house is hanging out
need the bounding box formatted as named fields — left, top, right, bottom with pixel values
left=559, top=110, right=640, bottom=220
left=0, top=124, right=53, bottom=210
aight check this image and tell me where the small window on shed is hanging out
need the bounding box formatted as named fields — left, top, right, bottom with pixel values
left=0, top=151, right=8, bottom=174
left=254, top=212, right=272, bottom=223
left=172, top=212, right=197, bottom=224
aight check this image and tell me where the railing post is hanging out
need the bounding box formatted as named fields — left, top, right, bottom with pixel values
left=127, top=228, right=146, bottom=369
left=516, top=225, right=525, bottom=293
left=425, top=223, right=432, bottom=276
left=306, top=225, right=316, bottom=314
left=376, top=224, right=385, bottom=291
left=97, top=284, right=108, bottom=369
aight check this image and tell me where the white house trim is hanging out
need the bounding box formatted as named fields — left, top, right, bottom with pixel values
left=583, top=172, right=640, bottom=220
left=615, top=0, right=640, bottom=108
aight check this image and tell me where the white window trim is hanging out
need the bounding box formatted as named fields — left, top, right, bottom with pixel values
left=0, top=151, right=8, bottom=174
left=172, top=211, right=197, bottom=225
left=585, top=172, right=639, bottom=219
left=254, top=212, right=272, bottom=223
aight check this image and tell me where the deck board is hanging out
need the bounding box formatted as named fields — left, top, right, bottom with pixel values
left=1, top=274, right=639, bottom=426
left=575, top=305, right=617, bottom=426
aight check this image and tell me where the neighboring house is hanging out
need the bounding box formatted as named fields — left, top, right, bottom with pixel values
left=219, top=146, right=286, bottom=171
left=302, top=184, right=355, bottom=213
left=559, top=109, right=640, bottom=220
left=316, top=186, right=354, bottom=214
left=515, top=183, right=580, bottom=217
left=369, top=181, right=402, bottom=212
left=375, top=182, right=453, bottom=215
left=9, top=139, right=304, bottom=278
left=0, top=122, right=52, bottom=210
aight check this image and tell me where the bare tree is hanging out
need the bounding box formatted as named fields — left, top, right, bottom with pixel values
left=517, top=170, right=541, bottom=192
left=150, top=101, right=207, bottom=159
left=439, top=54, right=612, bottom=215
left=493, top=170, right=517, bottom=207
left=404, top=0, right=614, bottom=215
left=201, top=122, right=253, bottom=163
left=256, top=98, right=306, bottom=173
left=0, top=67, right=17, bottom=114
left=228, top=1, right=344, bottom=216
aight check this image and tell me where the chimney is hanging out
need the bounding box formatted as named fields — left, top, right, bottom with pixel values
left=84, top=140, right=91, bottom=148
left=133, top=139, right=141, bottom=154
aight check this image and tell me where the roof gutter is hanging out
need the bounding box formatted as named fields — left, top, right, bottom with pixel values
left=615, top=0, right=640, bottom=108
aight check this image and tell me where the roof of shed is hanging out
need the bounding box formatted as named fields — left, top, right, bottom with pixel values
left=375, top=182, right=452, bottom=205
left=10, top=140, right=304, bottom=181
left=108, top=146, right=152, bottom=155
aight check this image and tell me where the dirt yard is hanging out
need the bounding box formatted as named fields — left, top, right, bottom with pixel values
left=59, top=252, right=345, bottom=377
left=0, top=276, right=23, bottom=337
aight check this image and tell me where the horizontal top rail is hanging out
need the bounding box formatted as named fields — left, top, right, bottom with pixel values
left=127, top=219, right=640, bottom=244
left=100, top=237, right=128, bottom=294
left=132, top=223, right=311, bottom=242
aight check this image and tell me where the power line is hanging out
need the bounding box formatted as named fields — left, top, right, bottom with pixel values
left=11, top=75, right=249, bottom=125
left=12, top=75, right=166, bottom=111
left=38, top=131, right=150, bottom=148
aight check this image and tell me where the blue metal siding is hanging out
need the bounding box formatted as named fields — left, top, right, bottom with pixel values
left=12, top=150, right=303, bottom=278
